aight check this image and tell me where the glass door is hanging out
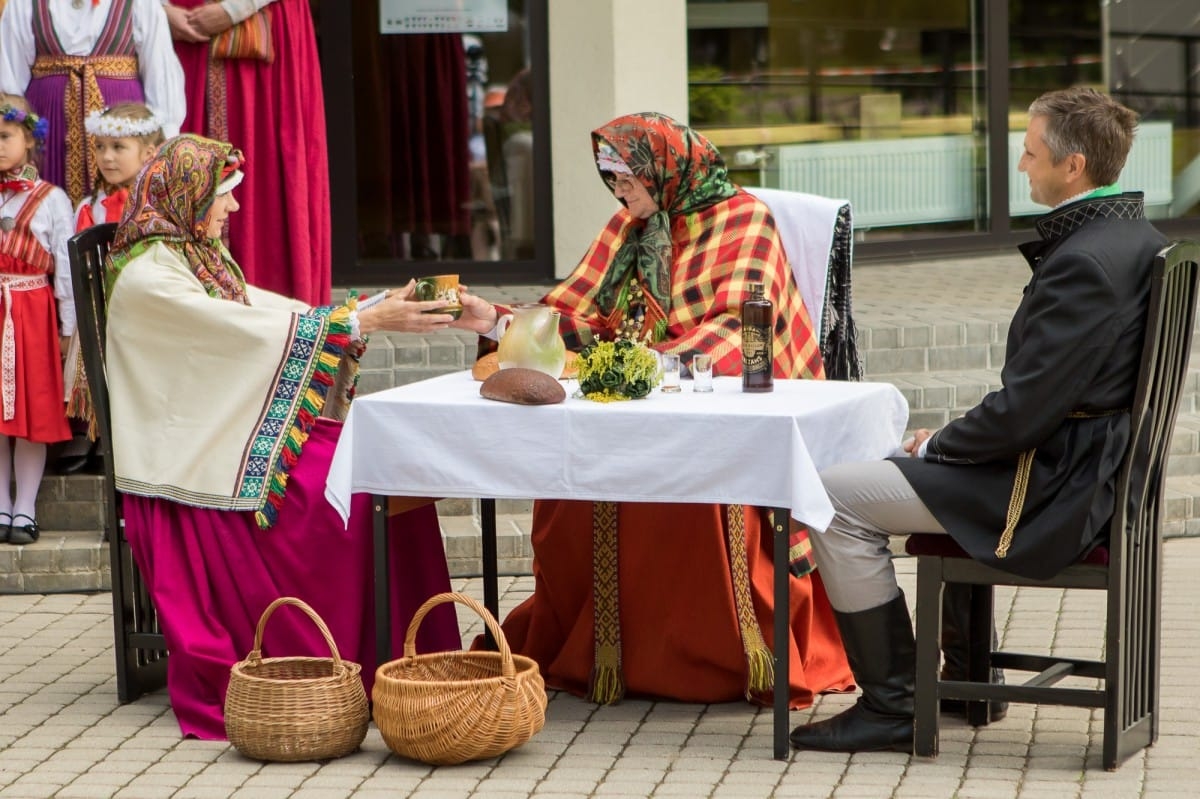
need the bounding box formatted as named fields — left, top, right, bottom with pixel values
left=319, top=0, right=552, bottom=286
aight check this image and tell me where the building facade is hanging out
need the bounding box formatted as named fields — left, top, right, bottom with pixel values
left=321, top=0, right=1200, bottom=286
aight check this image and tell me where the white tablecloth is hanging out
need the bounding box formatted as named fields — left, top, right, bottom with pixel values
left=325, top=373, right=909, bottom=532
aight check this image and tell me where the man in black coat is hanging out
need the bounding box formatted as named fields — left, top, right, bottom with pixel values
left=790, top=88, right=1168, bottom=753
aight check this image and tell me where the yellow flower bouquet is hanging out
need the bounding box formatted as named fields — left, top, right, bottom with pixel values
left=575, top=339, right=662, bottom=402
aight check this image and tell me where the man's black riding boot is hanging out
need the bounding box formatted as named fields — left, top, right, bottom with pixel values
left=789, top=591, right=914, bottom=753
left=940, top=583, right=1007, bottom=723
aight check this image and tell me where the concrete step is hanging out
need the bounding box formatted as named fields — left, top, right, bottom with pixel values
left=10, top=473, right=1200, bottom=594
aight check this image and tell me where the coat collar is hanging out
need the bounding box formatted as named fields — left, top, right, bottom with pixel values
left=1019, top=192, right=1146, bottom=269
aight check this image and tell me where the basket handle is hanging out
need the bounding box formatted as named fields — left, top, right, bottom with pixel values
left=404, top=592, right=516, bottom=679
left=247, top=596, right=346, bottom=673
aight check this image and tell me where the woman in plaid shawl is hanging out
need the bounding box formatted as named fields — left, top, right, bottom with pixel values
left=461, top=113, right=853, bottom=708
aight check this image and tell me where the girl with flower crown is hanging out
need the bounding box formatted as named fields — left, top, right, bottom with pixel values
left=0, top=94, right=74, bottom=546
left=57, top=102, right=163, bottom=474
left=75, top=102, right=164, bottom=231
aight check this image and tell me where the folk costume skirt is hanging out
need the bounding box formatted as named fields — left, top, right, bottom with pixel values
left=500, top=499, right=855, bottom=708
left=0, top=280, right=70, bottom=443
left=124, top=419, right=460, bottom=740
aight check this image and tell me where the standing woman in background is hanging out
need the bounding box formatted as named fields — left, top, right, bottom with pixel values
left=162, top=0, right=331, bottom=306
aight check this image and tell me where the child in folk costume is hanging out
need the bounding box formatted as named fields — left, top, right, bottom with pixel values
left=59, top=102, right=162, bottom=473
left=0, top=94, right=74, bottom=545
left=75, top=102, right=163, bottom=231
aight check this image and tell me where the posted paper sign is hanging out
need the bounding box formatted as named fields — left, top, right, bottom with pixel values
left=380, top=0, right=508, bottom=34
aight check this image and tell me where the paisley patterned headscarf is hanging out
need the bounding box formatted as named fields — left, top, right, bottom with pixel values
left=591, top=112, right=738, bottom=315
left=107, top=135, right=249, bottom=304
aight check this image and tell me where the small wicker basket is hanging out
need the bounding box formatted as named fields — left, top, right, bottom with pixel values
left=224, top=597, right=369, bottom=762
left=373, top=592, right=547, bottom=765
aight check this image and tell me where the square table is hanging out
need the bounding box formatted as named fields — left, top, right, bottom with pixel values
left=326, top=371, right=909, bottom=759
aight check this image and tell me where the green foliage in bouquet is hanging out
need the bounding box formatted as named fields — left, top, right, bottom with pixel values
left=576, top=339, right=662, bottom=402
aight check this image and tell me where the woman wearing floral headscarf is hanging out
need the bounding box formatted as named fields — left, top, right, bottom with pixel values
left=103, top=134, right=462, bottom=739
left=457, top=112, right=852, bottom=708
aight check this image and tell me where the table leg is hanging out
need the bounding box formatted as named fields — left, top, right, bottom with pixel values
left=373, top=496, right=391, bottom=664
left=772, top=507, right=790, bottom=761
left=481, top=498, right=499, bottom=650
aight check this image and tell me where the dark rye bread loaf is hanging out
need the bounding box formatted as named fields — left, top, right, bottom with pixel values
left=479, top=367, right=566, bottom=405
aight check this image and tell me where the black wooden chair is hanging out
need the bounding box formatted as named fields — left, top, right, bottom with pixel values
left=904, top=240, right=1200, bottom=770
left=68, top=223, right=168, bottom=703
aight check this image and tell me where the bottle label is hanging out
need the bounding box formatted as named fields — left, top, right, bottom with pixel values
left=742, top=325, right=772, bottom=374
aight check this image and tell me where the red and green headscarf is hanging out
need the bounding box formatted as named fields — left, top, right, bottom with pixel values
left=107, top=134, right=249, bottom=305
left=591, top=112, right=738, bottom=316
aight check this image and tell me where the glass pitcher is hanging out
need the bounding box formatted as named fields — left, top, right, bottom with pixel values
left=496, top=303, right=567, bottom=379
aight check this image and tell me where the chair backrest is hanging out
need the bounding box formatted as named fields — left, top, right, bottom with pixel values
left=1111, top=240, right=1200, bottom=560
left=67, top=223, right=118, bottom=482
left=1106, top=239, right=1200, bottom=736
left=68, top=222, right=167, bottom=703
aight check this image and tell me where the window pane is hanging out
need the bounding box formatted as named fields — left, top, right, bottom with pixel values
left=1107, top=1, right=1200, bottom=222
left=1007, top=3, right=1102, bottom=223
left=351, top=1, right=536, bottom=262
left=687, top=0, right=987, bottom=241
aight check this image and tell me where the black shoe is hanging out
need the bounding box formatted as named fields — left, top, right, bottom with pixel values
left=790, top=592, right=914, bottom=753
left=54, top=434, right=94, bottom=475
left=8, top=514, right=39, bottom=545
left=940, top=583, right=1007, bottom=723
left=0, top=512, right=10, bottom=544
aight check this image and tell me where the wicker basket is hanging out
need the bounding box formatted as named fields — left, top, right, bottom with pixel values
left=224, top=597, right=369, bottom=762
left=373, top=592, right=547, bottom=765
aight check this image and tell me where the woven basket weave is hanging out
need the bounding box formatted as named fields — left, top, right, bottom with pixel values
left=373, top=592, right=547, bottom=765
left=224, top=597, right=368, bottom=762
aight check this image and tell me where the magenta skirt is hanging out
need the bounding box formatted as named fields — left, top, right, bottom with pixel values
left=123, top=418, right=461, bottom=739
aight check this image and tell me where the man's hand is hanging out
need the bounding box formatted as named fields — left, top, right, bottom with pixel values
left=163, top=3, right=209, bottom=42
left=186, top=4, right=235, bottom=37
left=903, top=428, right=935, bottom=457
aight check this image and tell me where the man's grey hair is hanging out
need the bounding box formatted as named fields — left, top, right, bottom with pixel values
left=1028, top=87, right=1139, bottom=186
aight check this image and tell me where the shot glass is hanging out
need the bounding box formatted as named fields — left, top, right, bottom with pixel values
left=660, top=352, right=681, bottom=393
left=691, top=353, right=714, bottom=392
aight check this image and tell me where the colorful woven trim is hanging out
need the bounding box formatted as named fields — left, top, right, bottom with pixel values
left=65, top=342, right=96, bottom=439
left=588, top=500, right=624, bottom=704
left=788, top=517, right=816, bottom=577
left=727, top=505, right=774, bottom=700
left=237, top=304, right=353, bottom=529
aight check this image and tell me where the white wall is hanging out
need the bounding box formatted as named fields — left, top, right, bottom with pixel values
left=547, top=0, right=689, bottom=278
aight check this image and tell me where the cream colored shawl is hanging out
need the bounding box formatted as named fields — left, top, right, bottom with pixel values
left=106, top=242, right=355, bottom=526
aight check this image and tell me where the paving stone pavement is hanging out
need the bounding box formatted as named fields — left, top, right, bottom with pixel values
left=2, top=537, right=1199, bottom=799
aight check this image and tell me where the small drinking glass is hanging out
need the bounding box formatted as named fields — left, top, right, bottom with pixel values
left=660, top=352, right=681, bottom=393
left=691, top=353, right=714, bottom=392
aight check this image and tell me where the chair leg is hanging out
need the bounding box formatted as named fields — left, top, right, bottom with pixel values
left=966, top=585, right=995, bottom=727
left=913, top=556, right=942, bottom=757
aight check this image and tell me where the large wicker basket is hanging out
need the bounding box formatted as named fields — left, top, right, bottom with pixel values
left=224, top=597, right=369, bottom=762
left=373, top=592, right=547, bottom=765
